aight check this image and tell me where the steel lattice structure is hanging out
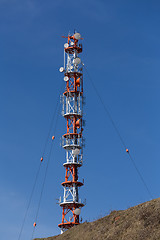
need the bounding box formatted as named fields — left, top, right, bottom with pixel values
left=58, top=32, right=84, bottom=234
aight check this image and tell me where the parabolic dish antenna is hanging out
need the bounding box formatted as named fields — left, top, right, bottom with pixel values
left=73, top=57, right=81, bottom=65
left=74, top=33, right=81, bottom=40
left=72, top=148, right=80, bottom=156
left=59, top=67, right=64, bottom=72
left=64, top=76, right=69, bottom=82
left=74, top=208, right=81, bottom=215
left=64, top=43, right=69, bottom=48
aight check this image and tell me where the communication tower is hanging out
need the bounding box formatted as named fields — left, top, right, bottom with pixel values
left=58, top=32, right=85, bottom=234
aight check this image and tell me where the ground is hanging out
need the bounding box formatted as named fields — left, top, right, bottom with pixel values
left=34, top=198, right=160, bottom=240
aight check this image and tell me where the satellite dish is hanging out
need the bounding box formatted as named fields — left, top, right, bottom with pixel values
left=64, top=76, right=69, bottom=82
left=73, top=58, right=81, bottom=65
left=64, top=43, right=69, bottom=48
left=74, top=33, right=81, bottom=40
left=70, top=66, right=73, bottom=70
left=59, top=67, right=64, bottom=72
left=74, top=208, right=81, bottom=215
left=70, top=41, right=74, bottom=46
left=72, top=148, right=80, bottom=156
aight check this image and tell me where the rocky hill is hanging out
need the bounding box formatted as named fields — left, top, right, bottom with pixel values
left=34, top=198, right=160, bottom=240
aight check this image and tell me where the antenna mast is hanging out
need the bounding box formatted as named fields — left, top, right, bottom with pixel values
left=58, top=32, right=84, bottom=234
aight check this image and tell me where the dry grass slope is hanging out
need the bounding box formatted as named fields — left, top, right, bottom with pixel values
left=34, top=198, right=160, bottom=240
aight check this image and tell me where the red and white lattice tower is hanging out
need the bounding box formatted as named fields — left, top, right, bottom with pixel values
left=58, top=32, right=85, bottom=234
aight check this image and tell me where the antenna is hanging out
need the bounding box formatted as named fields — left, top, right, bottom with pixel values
left=58, top=32, right=85, bottom=234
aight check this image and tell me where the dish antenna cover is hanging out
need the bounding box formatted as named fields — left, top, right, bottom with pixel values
left=74, top=208, right=81, bottom=215
left=74, top=33, right=81, bottom=40
left=64, top=43, right=69, bottom=48
left=72, top=148, right=80, bottom=156
left=64, top=76, right=69, bottom=82
left=73, top=57, right=81, bottom=65
left=59, top=67, right=64, bottom=72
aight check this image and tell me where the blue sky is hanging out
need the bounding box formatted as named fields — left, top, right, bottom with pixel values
left=0, top=0, right=160, bottom=239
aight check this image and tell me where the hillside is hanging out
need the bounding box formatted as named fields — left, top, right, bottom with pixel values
left=34, top=198, right=160, bottom=240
